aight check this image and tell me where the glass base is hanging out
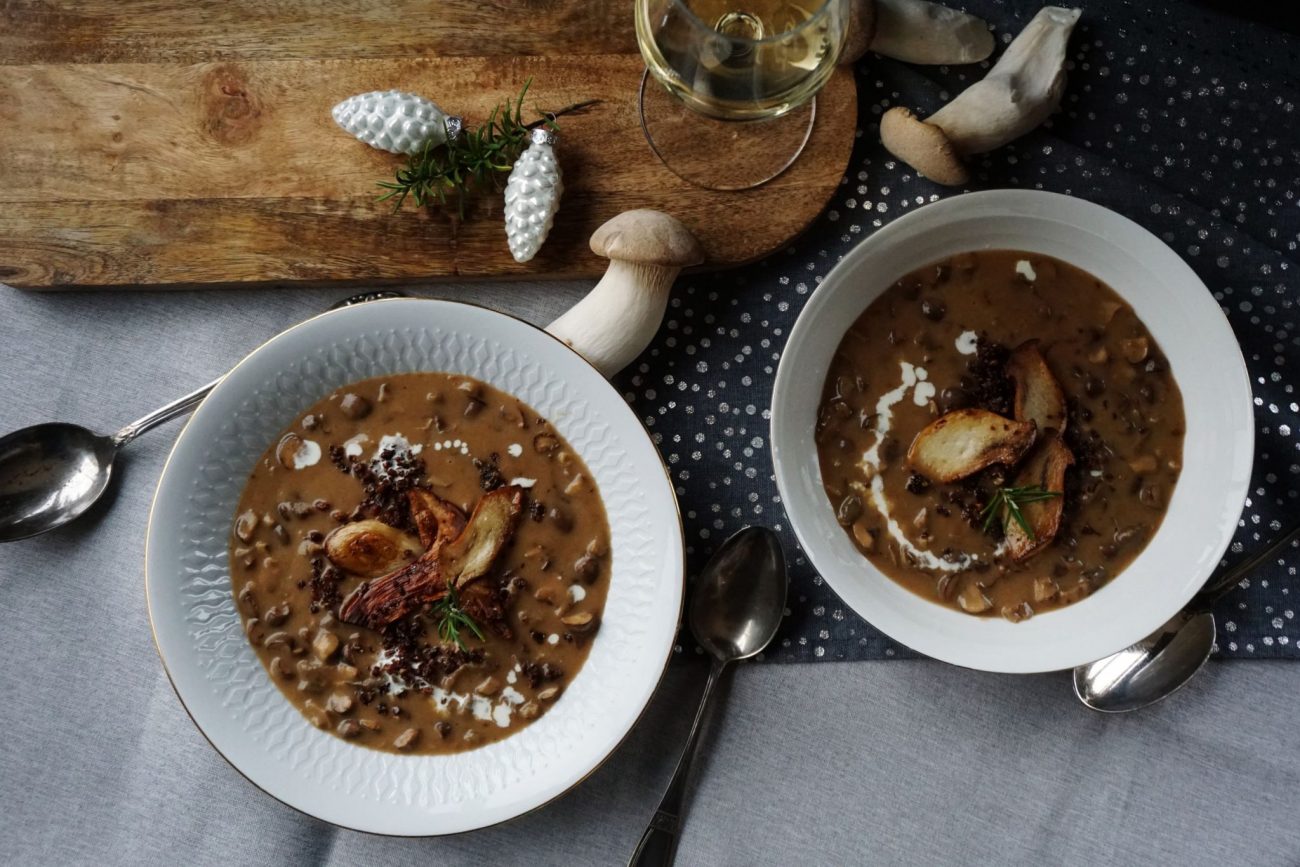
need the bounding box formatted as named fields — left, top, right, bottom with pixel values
left=637, top=70, right=816, bottom=191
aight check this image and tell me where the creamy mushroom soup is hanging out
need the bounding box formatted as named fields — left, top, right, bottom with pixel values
left=815, top=250, right=1185, bottom=620
left=229, top=373, right=611, bottom=754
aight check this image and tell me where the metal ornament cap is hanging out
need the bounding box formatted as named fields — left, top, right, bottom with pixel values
left=529, top=126, right=558, bottom=146
left=504, top=129, right=563, bottom=263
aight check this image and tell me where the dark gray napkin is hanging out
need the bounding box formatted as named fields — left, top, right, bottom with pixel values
left=623, top=0, right=1299, bottom=662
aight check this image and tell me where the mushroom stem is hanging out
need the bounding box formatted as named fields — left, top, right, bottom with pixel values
left=547, top=260, right=678, bottom=377
left=867, top=0, right=995, bottom=65
left=928, top=6, right=1081, bottom=154
left=545, top=209, right=703, bottom=378
left=879, top=6, right=1081, bottom=185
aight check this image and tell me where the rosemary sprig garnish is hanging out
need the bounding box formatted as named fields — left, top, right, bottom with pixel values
left=376, top=79, right=597, bottom=217
left=431, top=585, right=485, bottom=651
left=980, top=484, right=1061, bottom=541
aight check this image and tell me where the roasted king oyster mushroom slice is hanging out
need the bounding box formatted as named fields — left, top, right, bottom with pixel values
left=339, top=548, right=446, bottom=631
left=339, top=486, right=525, bottom=631
left=408, top=488, right=467, bottom=550
left=906, top=408, right=1037, bottom=483
left=1007, top=339, right=1068, bottom=436
left=1004, top=437, right=1075, bottom=561
left=440, top=486, right=525, bottom=589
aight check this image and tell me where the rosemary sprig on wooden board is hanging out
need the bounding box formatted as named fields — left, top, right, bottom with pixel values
left=376, top=79, right=597, bottom=217
left=431, top=585, right=485, bottom=651
left=980, top=484, right=1061, bottom=541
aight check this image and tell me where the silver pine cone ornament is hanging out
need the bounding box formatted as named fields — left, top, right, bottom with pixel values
left=504, top=128, right=563, bottom=263
left=331, top=90, right=459, bottom=156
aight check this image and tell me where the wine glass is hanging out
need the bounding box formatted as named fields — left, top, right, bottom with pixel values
left=635, top=0, right=850, bottom=190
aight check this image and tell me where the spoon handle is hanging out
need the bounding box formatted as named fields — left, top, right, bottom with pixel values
left=112, top=376, right=224, bottom=446
left=1194, top=520, right=1300, bottom=609
left=104, top=291, right=410, bottom=449
left=628, top=657, right=727, bottom=867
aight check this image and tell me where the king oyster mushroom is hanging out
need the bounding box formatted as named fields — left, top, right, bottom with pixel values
left=1006, top=340, right=1068, bottom=436
left=545, top=210, right=704, bottom=378
left=1003, top=436, right=1075, bottom=561
left=440, top=486, right=525, bottom=589
left=842, top=0, right=995, bottom=66
left=879, top=6, right=1082, bottom=185
left=905, top=408, right=1038, bottom=483
left=339, top=486, right=525, bottom=631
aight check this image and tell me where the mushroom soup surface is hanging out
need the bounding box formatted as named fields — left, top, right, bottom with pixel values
left=815, top=250, right=1185, bottom=620
left=230, top=372, right=611, bottom=754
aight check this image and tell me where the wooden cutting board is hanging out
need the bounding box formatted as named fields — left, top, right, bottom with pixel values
left=0, top=1, right=857, bottom=290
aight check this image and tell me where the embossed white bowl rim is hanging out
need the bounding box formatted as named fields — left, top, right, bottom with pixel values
left=146, top=299, right=684, bottom=835
left=771, top=190, right=1253, bottom=673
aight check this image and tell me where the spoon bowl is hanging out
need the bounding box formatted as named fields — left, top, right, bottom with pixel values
left=1073, top=520, right=1300, bottom=712
left=690, top=525, right=788, bottom=662
left=629, top=526, right=787, bottom=867
left=0, top=423, right=120, bottom=542
left=0, top=290, right=410, bottom=543
left=1072, top=610, right=1215, bottom=713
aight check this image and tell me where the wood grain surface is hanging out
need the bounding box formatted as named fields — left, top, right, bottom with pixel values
left=0, top=1, right=857, bottom=290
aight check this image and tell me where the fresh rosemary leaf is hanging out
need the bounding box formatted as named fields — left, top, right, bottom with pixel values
left=1005, top=499, right=1033, bottom=537
left=431, top=586, right=484, bottom=651
left=980, top=484, right=1061, bottom=542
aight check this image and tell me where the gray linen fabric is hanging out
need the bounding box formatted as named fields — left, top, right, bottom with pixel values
left=2, top=283, right=1298, bottom=865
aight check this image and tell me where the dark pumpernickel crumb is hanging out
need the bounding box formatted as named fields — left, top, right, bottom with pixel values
left=461, top=577, right=514, bottom=639
left=473, top=454, right=505, bottom=492
left=1059, top=399, right=1111, bottom=526
left=1063, top=400, right=1110, bottom=473
left=950, top=481, right=992, bottom=535
left=328, top=444, right=425, bottom=532
left=376, top=617, right=484, bottom=691
left=967, top=339, right=1014, bottom=417
left=520, top=660, right=564, bottom=689
left=328, top=444, right=349, bottom=472
left=307, top=555, right=342, bottom=612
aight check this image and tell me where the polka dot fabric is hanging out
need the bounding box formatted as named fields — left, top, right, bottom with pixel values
left=621, top=0, right=1299, bottom=662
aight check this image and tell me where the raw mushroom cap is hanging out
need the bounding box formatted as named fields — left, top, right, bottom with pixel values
left=879, top=107, right=969, bottom=186
left=925, top=6, right=1081, bottom=155
left=589, top=209, right=704, bottom=268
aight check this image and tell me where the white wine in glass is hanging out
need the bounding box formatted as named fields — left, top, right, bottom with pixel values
left=635, top=0, right=849, bottom=189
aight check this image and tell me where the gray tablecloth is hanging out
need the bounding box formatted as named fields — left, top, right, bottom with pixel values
left=2, top=284, right=1299, bottom=865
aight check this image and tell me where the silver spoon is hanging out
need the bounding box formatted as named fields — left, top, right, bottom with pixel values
left=1073, top=520, right=1300, bottom=713
left=629, top=526, right=788, bottom=867
left=0, top=290, right=409, bottom=542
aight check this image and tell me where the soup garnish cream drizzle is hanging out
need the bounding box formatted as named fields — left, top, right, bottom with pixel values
left=816, top=250, right=1186, bottom=620
left=229, top=372, right=610, bottom=754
